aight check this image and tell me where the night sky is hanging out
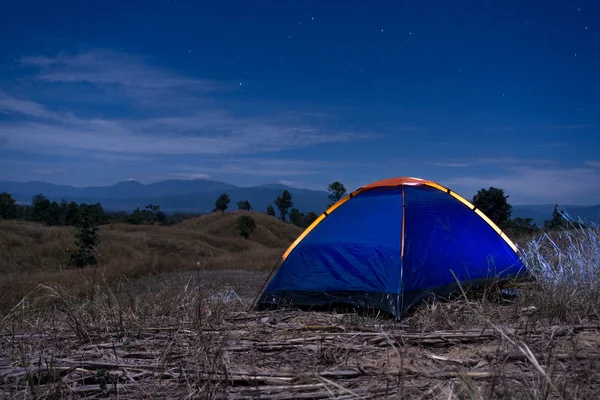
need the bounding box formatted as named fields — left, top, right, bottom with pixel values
left=1, top=0, right=599, bottom=204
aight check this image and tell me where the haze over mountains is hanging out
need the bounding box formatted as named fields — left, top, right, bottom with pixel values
left=1, top=179, right=599, bottom=226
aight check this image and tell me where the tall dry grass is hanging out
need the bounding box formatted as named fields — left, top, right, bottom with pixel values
left=0, top=211, right=302, bottom=312
left=517, top=223, right=600, bottom=323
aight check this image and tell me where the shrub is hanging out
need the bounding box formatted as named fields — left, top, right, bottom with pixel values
left=237, top=215, right=256, bottom=240
left=67, top=208, right=99, bottom=268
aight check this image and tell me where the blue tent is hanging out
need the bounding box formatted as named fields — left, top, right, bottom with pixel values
left=256, top=177, right=526, bottom=318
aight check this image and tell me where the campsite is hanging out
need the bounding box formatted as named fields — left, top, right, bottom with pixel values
left=2, top=1, right=600, bottom=398
left=1, top=177, right=599, bottom=399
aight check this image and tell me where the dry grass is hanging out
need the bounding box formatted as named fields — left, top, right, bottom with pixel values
left=1, top=267, right=599, bottom=399
left=0, top=211, right=302, bottom=311
left=517, top=224, right=600, bottom=323
left=1, top=216, right=599, bottom=398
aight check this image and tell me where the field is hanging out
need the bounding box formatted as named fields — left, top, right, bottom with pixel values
left=0, top=211, right=302, bottom=310
left=1, top=212, right=599, bottom=399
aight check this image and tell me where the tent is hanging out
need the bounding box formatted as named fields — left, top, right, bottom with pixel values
left=255, top=177, right=526, bottom=318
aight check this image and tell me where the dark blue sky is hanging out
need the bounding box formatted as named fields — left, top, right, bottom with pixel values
left=1, top=0, right=599, bottom=204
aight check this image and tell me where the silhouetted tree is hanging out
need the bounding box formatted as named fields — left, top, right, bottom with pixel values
left=472, top=187, right=512, bottom=229
left=126, top=204, right=166, bottom=225
left=31, top=193, right=52, bottom=223
left=544, top=204, right=566, bottom=230
left=327, top=181, right=346, bottom=207
left=237, top=215, right=256, bottom=240
left=289, top=208, right=303, bottom=226
left=0, top=192, right=16, bottom=219
left=303, top=211, right=318, bottom=227
left=79, top=203, right=107, bottom=226
left=67, top=207, right=99, bottom=268
left=65, top=201, right=80, bottom=226
left=214, top=193, right=231, bottom=214
left=510, top=217, right=538, bottom=235
left=46, top=201, right=62, bottom=226
left=266, top=204, right=275, bottom=216
left=274, top=190, right=293, bottom=222
left=237, top=200, right=252, bottom=210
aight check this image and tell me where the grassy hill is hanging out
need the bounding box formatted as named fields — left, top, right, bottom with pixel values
left=0, top=210, right=302, bottom=310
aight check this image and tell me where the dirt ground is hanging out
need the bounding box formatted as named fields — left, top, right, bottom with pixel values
left=1, top=268, right=600, bottom=399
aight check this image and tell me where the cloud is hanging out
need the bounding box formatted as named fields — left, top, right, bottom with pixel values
left=430, top=157, right=553, bottom=168
left=1, top=50, right=381, bottom=158
left=167, top=158, right=368, bottom=178
left=444, top=166, right=600, bottom=205
left=163, top=172, right=212, bottom=180
left=0, top=90, right=56, bottom=119
left=31, top=168, right=66, bottom=175
left=1, top=112, right=376, bottom=156
left=19, top=51, right=225, bottom=101
left=585, top=161, right=600, bottom=168
left=277, top=180, right=324, bottom=191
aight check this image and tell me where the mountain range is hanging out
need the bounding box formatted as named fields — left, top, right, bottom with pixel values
left=1, top=179, right=599, bottom=226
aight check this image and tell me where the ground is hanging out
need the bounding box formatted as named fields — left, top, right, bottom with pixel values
left=1, top=213, right=599, bottom=399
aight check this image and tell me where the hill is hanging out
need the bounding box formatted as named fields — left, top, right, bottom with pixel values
left=0, top=210, right=303, bottom=310
left=0, top=179, right=331, bottom=214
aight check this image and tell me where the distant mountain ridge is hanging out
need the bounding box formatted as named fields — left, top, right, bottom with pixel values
left=0, top=179, right=331, bottom=215
left=1, top=179, right=598, bottom=225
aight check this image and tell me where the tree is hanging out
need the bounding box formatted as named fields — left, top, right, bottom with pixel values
left=266, top=204, right=275, bottom=216
left=79, top=203, right=107, bottom=226
left=214, top=193, right=231, bottom=214
left=67, top=207, right=99, bottom=268
left=274, top=190, right=293, bottom=222
left=327, top=181, right=346, bottom=207
left=0, top=192, right=16, bottom=219
left=510, top=217, right=538, bottom=235
left=544, top=204, right=566, bottom=230
left=471, top=187, right=512, bottom=229
left=303, top=211, right=318, bottom=227
left=237, top=200, right=252, bottom=211
left=289, top=208, right=303, bottom=226
left=237, top=215, right=256, bottom=240
left=143, top=204, right=166, bottom=224
left=64, top=201, right=80, bottom=226
left=46, top=201, right=62, bottom=226
left=31, top=193, right=52, bottom=224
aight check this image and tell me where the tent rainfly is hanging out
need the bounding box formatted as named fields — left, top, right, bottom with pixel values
left=255, top=177, right=526, bottom=318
